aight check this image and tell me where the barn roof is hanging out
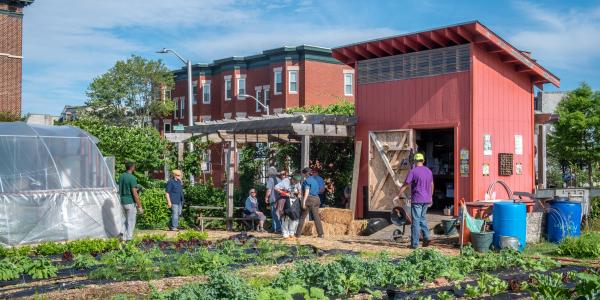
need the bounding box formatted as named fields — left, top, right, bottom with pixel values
left=332, top=21, right=559, bottom=88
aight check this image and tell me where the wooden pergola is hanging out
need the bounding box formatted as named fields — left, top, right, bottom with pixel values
left=165, top=113, right=359, bottom=228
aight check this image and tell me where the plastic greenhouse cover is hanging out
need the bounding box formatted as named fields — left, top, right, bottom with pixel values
left=0, top=122, right=124, bottom=245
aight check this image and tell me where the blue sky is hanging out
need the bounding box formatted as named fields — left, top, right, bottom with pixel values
left=22, top=0, right=600, bottom=115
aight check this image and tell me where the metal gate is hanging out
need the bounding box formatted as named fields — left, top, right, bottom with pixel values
left=368, top=129, right=415, bottom=212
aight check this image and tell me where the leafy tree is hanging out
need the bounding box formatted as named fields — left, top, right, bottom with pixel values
left=0, top=112, right=21, bottom=122
left=85, top=55, right=175, bottom=126
left=548, top=83, right=600, bottom=187
left=69, top=117, right=174, bottom=175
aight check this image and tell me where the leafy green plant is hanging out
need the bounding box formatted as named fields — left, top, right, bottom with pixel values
left=574, top=271, right=600, bottom=297
left=35, top=241, right=66, bottom=256
left=137, top=188, right=171, bottom=229
left=0, top=258, right=22, bottom=281
left=24, top=258, right=58, bottom=279
left=525, top=272, right=573, bottom=300
left=437, top=291, right=453, bottom=300
left=66, top=238, right=119, bottom=255
left=71, top=254, right=98, bottom=270
left=557, top=231, right=600, bottom=258
left=176, top=230, right=208, bottom=241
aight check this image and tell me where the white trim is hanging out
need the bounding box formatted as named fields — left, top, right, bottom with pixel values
left=236, top=112, right=247, bottom=118
left=202, top=82, right=211, bottom=104
left=235, top=74, right=247, bottom=79
left=344, top=73, right=353, bottom=96
left=224, top=78, right=232, bottom=101
left=224, top=113, right=232, bottom=119
left=255, top=89, right=262, bottom=112
left=201, top=115, right=211, bottom=121
left=287, top=66, right=299, bottom=71
left=201, top=80, right=211, bottom=84
left=237, top=77, right=246, bottom=100
left=0, top=52, right=23, bottom=59
left=263, top=85, right=270, bottom=91
left=223, top=75, right=232, bottom=79
left=343, top=69, right=355, bottom=74
left=274, top=70, right=282, bottom=95
left=254, top=86, right=263, bottom=91
left=273, top=67, right=282, bottom=72
left=273, top=108, right=283, bottom=114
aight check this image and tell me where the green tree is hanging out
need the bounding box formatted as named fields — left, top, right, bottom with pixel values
left=548, top=83, right=600, bottom=187
left=69, top=117, right=173, bottom=175
left=85, top=55, right=175, bottom=126
left=0, top=112, right=20, bottom=122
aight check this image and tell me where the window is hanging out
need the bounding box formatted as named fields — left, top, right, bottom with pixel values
left=164, top=89, right=172, bottom=100
left=173, top=97, right=178, bottom=119
left=224, top=77, right=232, bottom=100
left=164, top=123, right=172, bottom=133
left=255, top=87, right=262, bottom=112
left=237, top=76, right=246, bottom=99
left=180, top=96, right=185, bottom=119
left=263, top=87, right=270, bottom=113
left=193, top=81, right=198, bottom=104
left=202, top=81, right=211, bottom=104
left=344, top=72, right=353, bottom=96
left=288, top=70, right=298, bottom=93
left=273, top=68, right=282, bottom=95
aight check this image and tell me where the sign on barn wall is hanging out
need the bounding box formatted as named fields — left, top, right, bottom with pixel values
left=368, top=130, right=415, bottom=212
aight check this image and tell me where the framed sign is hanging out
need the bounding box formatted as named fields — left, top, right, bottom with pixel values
left=515, top=135, right=523, bottom=155
left=483, top=134, right=492, bottom=156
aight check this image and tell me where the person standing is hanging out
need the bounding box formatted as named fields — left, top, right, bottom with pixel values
left=275, top=172, right=302, bottom=239
left=310, top=169, right=326, bottom=207
left=244, top=189, right=266, bottom=231
left=119, top=161, right=144, bottom=241
left=265, top=167, right=282, bottom=233
left=165, top=169, right=184, bottom=231
left=295, top=167, right=324, bottom=238
left=398, top=153, right=434, bottom=249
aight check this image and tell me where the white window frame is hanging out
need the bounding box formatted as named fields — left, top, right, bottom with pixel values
left=180, top=96, right=185, bottom=119
left=273, top=67, right=282, bottom=95
left=202, top=80, right=211, bottom=104
left=255, top=86, right=263, bottom=112
left=236, top=74, right=247, bottom=100
left=224, top=112, right=232, bottom=119
left=288, top=66, right=299, bottom=94
left=343, top=70, right=354, bottom=96
left=224, top=75, right=232, bottom=101
left=263, top=85, right=270, bottom=113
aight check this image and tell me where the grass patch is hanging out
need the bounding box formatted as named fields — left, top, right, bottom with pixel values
left=523, top=241, right=559, bottom=257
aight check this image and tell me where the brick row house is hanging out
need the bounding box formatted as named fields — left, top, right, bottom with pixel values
left=0, top=0, right=33, bottom=117
left=154, top=45, right=355, bottom=185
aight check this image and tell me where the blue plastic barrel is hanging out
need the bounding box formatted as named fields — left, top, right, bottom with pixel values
left=546, top=200, right=582, bottom=243
left=492, top=202, right=527, bottom=251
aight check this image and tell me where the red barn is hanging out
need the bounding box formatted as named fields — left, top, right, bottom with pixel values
left=332, top=21, right=559, bottom=218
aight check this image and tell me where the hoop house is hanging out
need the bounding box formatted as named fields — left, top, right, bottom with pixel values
left=0, top=122, right=124, bottom=246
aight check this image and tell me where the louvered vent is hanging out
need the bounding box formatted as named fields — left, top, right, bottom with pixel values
left=357, top=44, right=471, bottom=85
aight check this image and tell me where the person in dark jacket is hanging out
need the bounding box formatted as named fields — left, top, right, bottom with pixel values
left=276, top=173, right=302, bottom=240
left=245, top=188, right=266, bottom=231
left=165, top=169, right=184, bottom=231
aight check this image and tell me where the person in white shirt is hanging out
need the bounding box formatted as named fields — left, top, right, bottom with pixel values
left=275, top=172, right=302, bottom=240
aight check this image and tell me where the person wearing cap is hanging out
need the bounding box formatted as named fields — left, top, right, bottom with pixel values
left=295, top=167, right=325, bottom=238
left=165, top=169, right=185, bottom=231
left=245, top=188, right=266, bottom=231
left=398, top=153, right=434, bottom=249
left=265, top=166, right=282, bottom=233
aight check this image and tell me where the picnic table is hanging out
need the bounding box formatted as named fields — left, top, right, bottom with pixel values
left=189, top=205, right=260, bottom=231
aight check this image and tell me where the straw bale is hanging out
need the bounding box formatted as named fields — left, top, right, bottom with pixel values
left=346, top=220, right=368, bottom=236
left=319, top=208, right=354, bottom=226
left=322, top=222, right=350, bottom=236
left=301, top=221, right=316, bottom=236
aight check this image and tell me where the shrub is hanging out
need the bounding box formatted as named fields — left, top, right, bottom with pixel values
left=557, top=232, right=600, bottom=258
left=137, top=188, right=171, bottom=229
left=183, top=183, right=226, bottom=227
left=176, top=230, right=208, bottom=241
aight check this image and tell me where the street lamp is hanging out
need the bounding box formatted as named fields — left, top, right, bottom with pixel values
left=240, top=94, right=270, bottom=115
left=157, top=48, right=195, bottom=184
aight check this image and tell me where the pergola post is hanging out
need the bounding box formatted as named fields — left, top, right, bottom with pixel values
left=225, top=145, right=234, bottom=230
left=537, top=124, right=547, bottom=189
left=301, top=135, right=310, bottom=169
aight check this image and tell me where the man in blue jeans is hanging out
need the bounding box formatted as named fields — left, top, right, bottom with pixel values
left=398, top=153, right=434, bottom=249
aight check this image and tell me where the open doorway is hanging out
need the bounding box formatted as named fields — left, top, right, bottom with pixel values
left=415, top=128, right=455, bottom=211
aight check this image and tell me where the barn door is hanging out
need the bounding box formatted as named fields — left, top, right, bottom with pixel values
left=368, top=129, right=415, bottom=212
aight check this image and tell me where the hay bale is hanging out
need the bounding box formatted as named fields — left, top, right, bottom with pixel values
left=319, top=208, right=354, bottom=226
left=322, top=222, right=350, bottom=236
left=346, top=220, right=368, bottom=236
left=301, top=221, right=316, bottom=236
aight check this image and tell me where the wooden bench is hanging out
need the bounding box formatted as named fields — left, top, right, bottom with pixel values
left=190, top=205, right=260, bottom=231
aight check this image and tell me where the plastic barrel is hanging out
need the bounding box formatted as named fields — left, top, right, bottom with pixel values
left=546, top=200, right=582, bottom=243
left=492, top=202, right=527, bottom=251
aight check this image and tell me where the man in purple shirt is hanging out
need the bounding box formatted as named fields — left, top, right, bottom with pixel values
left=398, top=153, right=434, bottom=249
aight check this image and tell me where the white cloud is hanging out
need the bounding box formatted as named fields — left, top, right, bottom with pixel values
left=510, top=1, right=600, bottom=70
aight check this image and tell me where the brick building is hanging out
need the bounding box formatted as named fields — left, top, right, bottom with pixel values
left=155, top=45, right=355, bottom=184
left=0, top=0, right=33, bottom=117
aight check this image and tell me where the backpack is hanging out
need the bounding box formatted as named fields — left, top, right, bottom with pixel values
left=284, top=197, right=301, bottom=221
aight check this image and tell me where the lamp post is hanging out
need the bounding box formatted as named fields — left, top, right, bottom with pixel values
left=157, top=48, right=195, bottom=184
left=240, top=94, right=270, bottom=115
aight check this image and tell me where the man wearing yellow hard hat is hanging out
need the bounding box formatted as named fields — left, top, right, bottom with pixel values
left=398, top=153, right=434, bottom=249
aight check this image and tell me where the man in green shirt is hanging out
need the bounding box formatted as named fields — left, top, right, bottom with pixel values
left=119, top=161, right=144, bottom=241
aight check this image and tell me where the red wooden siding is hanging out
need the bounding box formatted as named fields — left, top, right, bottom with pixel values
left=471, top=45, right=535, bottom=200
left=355, top=71, right=471, bottom=218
